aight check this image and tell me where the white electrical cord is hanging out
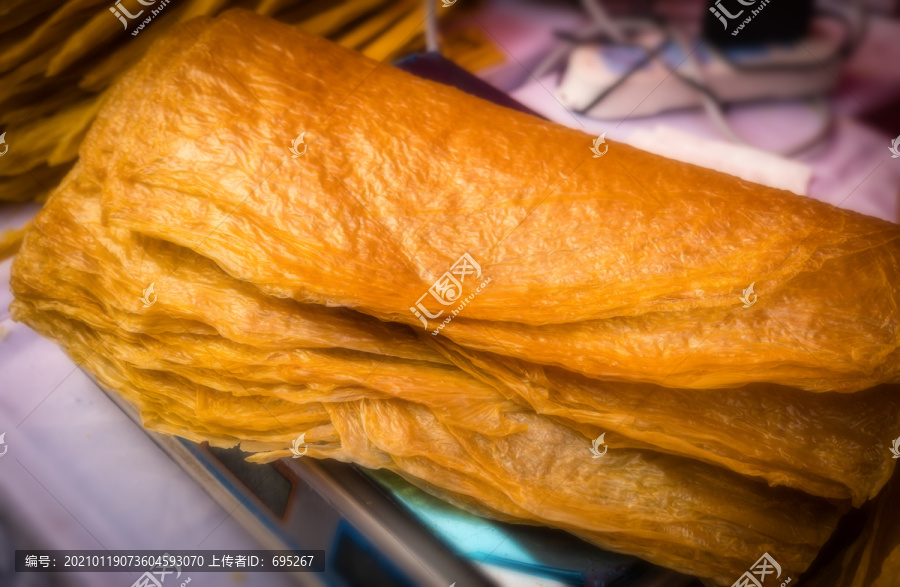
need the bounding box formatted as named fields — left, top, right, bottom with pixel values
left=532, top=6, right=655, bottom=79
left=583, top=0, right=626, bottom=43
left=424, top=0, right=440, bottom=53
left=670, top=28, right=834, bottom=157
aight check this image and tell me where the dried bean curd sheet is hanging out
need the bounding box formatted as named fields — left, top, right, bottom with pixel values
left=10, top=10, right=900, bottom=585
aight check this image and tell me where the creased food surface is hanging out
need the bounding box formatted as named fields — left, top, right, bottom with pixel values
left=11, top=152, right=847, bottom=586
left=9, top=10, right=900, bottom=585
left=89, top=12, right=900, bottom=393
left=423, top=335, right=900, bottom=507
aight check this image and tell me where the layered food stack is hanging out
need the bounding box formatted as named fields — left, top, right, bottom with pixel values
left=10, top=11, right=900, bottom=585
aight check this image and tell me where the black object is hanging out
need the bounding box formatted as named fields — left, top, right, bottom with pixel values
left=395, top=51, right=544, bottom=119
left=703, top=0, right=814, bottom=46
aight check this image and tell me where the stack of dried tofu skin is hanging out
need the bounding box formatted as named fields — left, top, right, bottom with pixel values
left=8, top=164, right=846, bottom=586
left=9, top=10, right=900, bottom=585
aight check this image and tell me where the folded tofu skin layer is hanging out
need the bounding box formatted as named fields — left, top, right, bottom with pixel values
left=9, top=10, right=900, bottom=586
